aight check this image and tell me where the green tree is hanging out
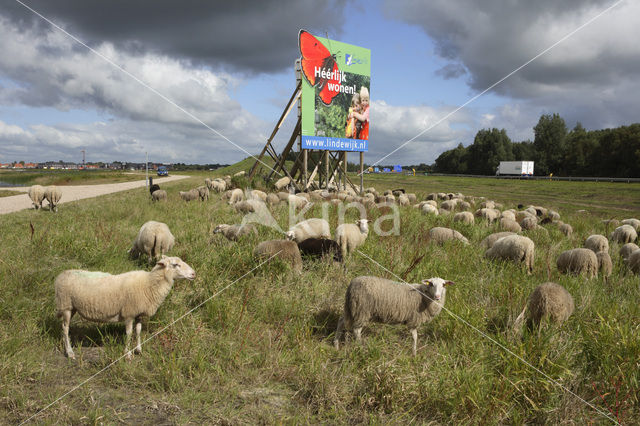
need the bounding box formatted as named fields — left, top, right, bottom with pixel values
left=533, top=113, right=567, bottom=175
left=512, top=140, right=535, bottom=161
left=434, top=143, right=469, bottom=173
left=564, top=123, right=598, bottom=176
left=466, top=128, right=513, bottom=175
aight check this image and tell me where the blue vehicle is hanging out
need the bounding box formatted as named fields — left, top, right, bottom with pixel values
left=157, top=166, right=168, bottom=176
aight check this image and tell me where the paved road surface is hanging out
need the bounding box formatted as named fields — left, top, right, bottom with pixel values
left=0, top=175, right=189, bottom=215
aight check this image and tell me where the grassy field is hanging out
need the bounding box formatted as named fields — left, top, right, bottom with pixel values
left=0, top=169, right=147, bottom=187
left=1, top=170, right=638, bottom=424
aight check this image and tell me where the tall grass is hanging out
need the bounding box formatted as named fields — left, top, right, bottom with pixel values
left=0, top=174, right=638, bottom=423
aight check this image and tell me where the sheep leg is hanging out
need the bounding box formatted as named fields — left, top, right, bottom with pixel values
left=61, top=310, right=75, bottom=359
left=134, top=319, right=143, bottom=354
left=124, top=318, right=134, bottom=359
left=411, top=328, right=418, bottom=356
left=333, top=317, right=344, bottom=349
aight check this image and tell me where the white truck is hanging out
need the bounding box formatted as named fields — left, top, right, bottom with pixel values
left=496, top=161, right=534, bottom=176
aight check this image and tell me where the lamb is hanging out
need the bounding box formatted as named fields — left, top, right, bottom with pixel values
left=479, top=232, right=516, bottom=250
left=610, top=224, right=637, bottom=244
left=584, top=234, right=609, bottom=253
left=253, top=239, right=302, bottom=272
left=179, top=189, right=199, bottom=202
left=228, top=188, right=244, bottom=204
left=499, top=218, right=522, bottom=233
left=297, top=238, right=343, bottom=263
left=453, top=211, right=474, bottom=224
left=596, top=251, right=612, bottom=280
left=129, top=221, right=175, bottom=262
left=55, top=255, right=196, bottom=359
left=620, top=243, right=639, bottom=261
left=556, top=248, right=598, bottom=278
left=484, top=234, right=535, bottom=274
left=44, top=186, right=62, bottom=212
left=151, top=189, right=167, bottom=202
left=513, top=282, right=574, bottom=332
left=28, top=185, right=45, bottom=209
left=286, top=218, right=331, bottom=243
left=196, top=185, right=209, bottom=201
left=621, top=218, right=640, bottom=231
left=333, top=276, right=454, bottom=356
left=428, top=227, right=469, bottom=245
left=213, top=224, right=257, bottom=241
left=335, top=219, right=370, bottom=258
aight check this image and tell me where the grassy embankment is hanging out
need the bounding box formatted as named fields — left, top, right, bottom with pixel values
left=0, top=167, right=638, bottom=423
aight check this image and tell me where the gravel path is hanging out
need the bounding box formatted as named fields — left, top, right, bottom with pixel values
left=0, top=175, right=189, bottom=215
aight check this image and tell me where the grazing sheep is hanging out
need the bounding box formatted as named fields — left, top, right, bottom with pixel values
left=479, top=232, right=516, bottom=250
left=274, top=176, right=291, bottom=191
left=247, top=189, right=267, bottom=202
left=520, top=216, right=538, bottom=231
left=421, top=204, right=439, bottom=216
left=499, top=218, right=522, bottom=233
left=129, top=221, right=175, bottom=262
left=596, top=251, right=612, bottom=280
left=266, top=193, right=280, bottom=206
left=513, top=282, right=574, bottom=332
left=211, top=179, right=226, bottom=193
left=233, top=170, right=246, bottom=177
left=475, top=208, right=499, bottom=224
left=440, top=199, right=457, bottom=211
left=398, top=194, right=410, bottom=206
left=285, top=218, right=331, bottom=243
left=406, top=193, right=417, bottom=204
left=610, top=225, right=637, bottom=244
left=484, top=235, right=535, bottom=274
left=501, top=210, right=516, bottom=222
left=584, top=234, right=609, bottom=253
left=557, top=248, right=598, bottom=278
left=233, top=200, right=260, bottom=214
left=627, top=249, right=640, bottom=274
left=55, top=256, right=195, bottom=359
left=335, top=219, right=370, bottom=258
left=228, top=188, right=244, bottom=204
left=44, top=186, right=62, bottom=212
left=558, top=222, right=573, bottom=237
left=428, top=227, right=469, bottom=245
left=453, top=211, right=474, bottom=224
left=179, top=189, right=199, bottom=202
left=151, top=189, right=167, bottom=202
left=621, top=218, right=640, bottom=231
left=620, top=243, right=639, bottom=261
left=196, top=185, right=209, bottom=201
left=28, top=185, right=45, bottom=209
left=204, top=178, right=213, bottom=190
left=333, top=276, right=454, bottom=356
left=213, top=224, right=257, bottom=241
left=480, top=200, right=495, bottom=209
left=287, top=194, right=308, bottom=209
left=297, top=238, right=343, bottom=263
left=458, top=200, right=471, bottom=211
left=547, top=210, right=561, bottom=221
left=253, top=239, right=302, bottom=272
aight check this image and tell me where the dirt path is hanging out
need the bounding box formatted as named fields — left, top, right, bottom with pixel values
left=0, top=175, right=189, bottom=215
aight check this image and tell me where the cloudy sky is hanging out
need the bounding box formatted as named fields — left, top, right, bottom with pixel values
left=0, top=0, right=637, bottom=166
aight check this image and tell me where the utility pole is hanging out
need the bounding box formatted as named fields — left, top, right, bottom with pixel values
left=81, top=149, right=85, bottom=168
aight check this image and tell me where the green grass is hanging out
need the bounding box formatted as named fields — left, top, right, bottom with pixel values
left=0, top=173, right=638, bottom=423
left=0, top=169, right=145, bottom=187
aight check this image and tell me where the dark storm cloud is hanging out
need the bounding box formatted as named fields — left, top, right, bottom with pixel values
left=2, top=0, right=351, bottom=73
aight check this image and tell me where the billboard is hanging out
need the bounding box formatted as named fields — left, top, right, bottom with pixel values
left=298, top=30, right=371, bottom=152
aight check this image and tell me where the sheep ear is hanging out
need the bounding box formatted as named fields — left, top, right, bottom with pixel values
left=445, top=280, right=455, bottom=286
left=156, top=256, right=168, bottom=268
left=421, top=279, right=432, bottom=286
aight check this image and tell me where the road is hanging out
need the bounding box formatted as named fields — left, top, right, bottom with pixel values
left=0, top=175, right=189, bottom=215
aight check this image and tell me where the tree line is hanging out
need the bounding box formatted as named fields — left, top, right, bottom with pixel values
left=432, top=114, right=640, bottom=177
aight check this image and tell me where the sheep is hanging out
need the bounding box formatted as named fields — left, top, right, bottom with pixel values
left=501, top=210, right=516, bottom=222
left=475, top=208, right=499, bottom=224
left=610, top=225, right=637, bottom=244
left=556, top=248, right=598, bottom=278
left=398, top=194, right=410, bottom=206
left=266, top=193, right=280, bottom=206
left=297, top=238, right=343, bottom=263
left=333, top=276, right=454, bottom=356
left=274, top=176, right=291, bottom=191
left=479, top=200, right=495, bottom=209
left=428, top=227, right=469, bottom=245
left=179, top=189, right=199, bottom=202
left=253, top=239, right=302, bottom=272
left=196, top=185, right=209, bottom=201
left=55, top=255, right=196, bottom=359
left=453, top=211, right=474, bottom=224
left=228, top=188, right=244, bottom=204
left=129, top=221, right=175, bottom=262
left=335, top=219, right=369, bottom=258
left=28, top=185, right=45, bottom=209
left=149, top=179, right=160, bottom=196
left=479, top=231, right=516, bottom=250
left=211, top=179, right=226, bottom=193
left=213, top=223, right=257, bottom=241
left=287, top=194, right=308, bottom=210
left=584, top=234, right=609, bottom=253
left=620, top=243, right=639, bottom=261
left=621, top=218, right=640, bottom=231
left=440, top=199, right=457, bottom=211
left=558, top=222, right=573, bottom=237
left=204, top=178, right=213, bottom=190
left=499, top=218, right=522, bottom=233
left=151, top=189, right=167, bottom=202
left=596, top=251, right=612, bottom=280
left=513, top=282, right=574, bottom=332
left=421, top=204, right=439, bottom=216
left=233, top=200, right=260, bottom=214
left=458, top=200, right=471, bottom=211
left=233, top=170, right=246, bottom=177
left=406, top=193, right=417, bottom=204
left=484, top=235, right=535, bottom=274
left=247, top=189, right=267, bottom=202
left=44, top=186, right=62, bottom=212
left=547, top=210, right=561, bottom=221
left=628, top=249, right=640, bottom=274
left=285, top=218, right=331, bottom=243
left=520, top=216, right=538, bottom=231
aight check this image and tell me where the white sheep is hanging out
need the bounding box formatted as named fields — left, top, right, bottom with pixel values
left=596, top=251, right=612, bottom=280
left=621, top=218, right=640, bottom=231
left=479, top=231, right=516, bottom=250
left=44, top=186, right=62, bottom=212
left=335, top=219, right=370, bottom=258
left=513, top=282, right=574, bottom=332
left=453, top=211, right=474, bottom=224
left=428, top=227, right=469, bottom=245
left=28, top=185, right=45, bottom=209
left=520, top=216, right=538, bottom=231
left=151, top=189, right=167, bottom=202
left=484, top=234, right=535, bottom=274
left=247, top=189, right=268, bottom=202
left=628, top=249, right=640, bottom=275
left=610, top=225, right=637, bottom=244
left=274, top=176, right=291, bottom=191
left=420, top=204, right=439, bottom=216
left=333, top=276, right=454, bottom=356
left=253, top=239, right=302, bottom=272
left=179, top=189, right=199, bottom=202
left=556, top=248, right=598, bottom=278
left=55, top=256, right=196, bottom=359
left=584, top=234, right=609, bottom=253
left=285, top=218, right=331, bottom=243
left=287, top=194, right=308, bottom=210
left=499, top=218, right=522, bottom=233
left=620, top=243, right=639, bottom=261
left=196, top=185, right=209, bottom=201
left=557, top=222, right=573, bottom=237
left=129, top=221, right=175, bottom=262
left=228, top=188, right=244, bottom=204
left=213, top=224, right=258, bottom=241
left=475, top=208, right=499, bottom=224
